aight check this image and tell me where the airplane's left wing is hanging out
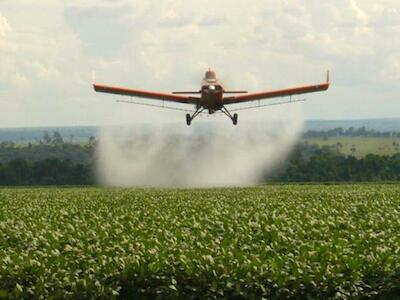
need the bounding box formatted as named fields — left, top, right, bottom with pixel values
left=93, top=83, right=200, bottom=104
left=223, top=72, right=330, bottom=105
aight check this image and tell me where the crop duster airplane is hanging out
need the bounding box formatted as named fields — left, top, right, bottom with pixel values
left=93, top=69, right=330, bottom=126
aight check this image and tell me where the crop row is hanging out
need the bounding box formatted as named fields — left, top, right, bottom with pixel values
left=0, top=185, right=400, bottom=299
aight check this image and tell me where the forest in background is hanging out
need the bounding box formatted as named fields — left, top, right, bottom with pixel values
left=0, top=127, right=399, bottom=185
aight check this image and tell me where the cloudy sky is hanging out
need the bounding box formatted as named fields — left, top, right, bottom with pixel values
left=0, top=0, right=399, bottom=127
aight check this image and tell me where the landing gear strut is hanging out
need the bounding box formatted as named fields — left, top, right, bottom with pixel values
left=186, top=114, right=191, bottom=126
left=221, top=106, right=238, bottom=125
left=186, top=107, right=204, bottom=126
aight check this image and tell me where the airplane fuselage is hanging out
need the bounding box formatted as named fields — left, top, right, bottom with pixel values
left=200, top=84, right=224, bottom=113
left=200, top=70, right=224, bottom=114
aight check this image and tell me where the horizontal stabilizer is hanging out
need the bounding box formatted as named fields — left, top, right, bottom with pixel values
left=223, top=91, right=248, bottom=94
left=172, top=91, right=201, bottom=94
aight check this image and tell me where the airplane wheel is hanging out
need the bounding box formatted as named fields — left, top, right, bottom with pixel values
left=186, top=114, right=191, bottom=126
left=233, top=113, right=238, bottom=125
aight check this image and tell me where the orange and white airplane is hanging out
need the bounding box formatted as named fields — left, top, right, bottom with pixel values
left=93, top=69, right=330, bottom=126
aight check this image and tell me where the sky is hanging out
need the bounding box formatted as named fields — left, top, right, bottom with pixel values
left=0, top=0, right=399, bottom=127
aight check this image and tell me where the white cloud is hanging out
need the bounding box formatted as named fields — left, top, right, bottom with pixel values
left=0, top=0, right=399, bottom=127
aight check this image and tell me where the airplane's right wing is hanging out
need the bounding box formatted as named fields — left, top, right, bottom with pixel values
left=223, top=72, right=330, bottom=105
left=93, top=83, right=200, bottom=104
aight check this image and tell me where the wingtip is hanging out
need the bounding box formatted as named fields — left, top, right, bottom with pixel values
left=326, top=70, right=330, bottom=84
left=92, top=71, right=96, bottom=85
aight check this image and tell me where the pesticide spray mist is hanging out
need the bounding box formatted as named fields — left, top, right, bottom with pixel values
left=96, top=105, right=304, bottom=187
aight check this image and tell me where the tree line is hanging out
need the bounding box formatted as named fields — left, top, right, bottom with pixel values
left=0, top=131, right=96, bottom=186
left=268, top=143, right=400, bottom=182
left=304, top=126, right=400, bottom=138
left=0, top=143, right=399, bottom=186
left=0, top=158, right=94, bottom=186
left=0, top=130, right=399, bottom=185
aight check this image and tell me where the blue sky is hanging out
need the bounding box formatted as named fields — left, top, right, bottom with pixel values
left=0, top=0, right=399, bottom=127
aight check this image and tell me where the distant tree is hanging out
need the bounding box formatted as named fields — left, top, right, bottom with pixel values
left=88, top=136, right=96, bottom=145
left=0, top=162, right=4, bottom=183
left=5, top=159, right=30, bottom=185
left=43, top=131, right=51, bottom=144
left=52, top=131, right=64, bottom=145
left=346, top=127, right=355, bottom=136
left=356, top=126, right=367, bottom=136
left=336, top=127, right=344, bottom=136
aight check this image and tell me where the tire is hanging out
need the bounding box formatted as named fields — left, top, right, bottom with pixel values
left=186, top=114, right=191, bottom=126
left=233, top=113, right=238, bottom=125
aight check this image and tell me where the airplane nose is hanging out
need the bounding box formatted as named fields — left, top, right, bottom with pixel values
left=209, top=85, right=216, bottom=90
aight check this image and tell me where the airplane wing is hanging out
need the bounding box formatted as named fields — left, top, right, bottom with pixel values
left=93, top=83, right=200, bottom=104
left=223, top=72, right=330, bottom=105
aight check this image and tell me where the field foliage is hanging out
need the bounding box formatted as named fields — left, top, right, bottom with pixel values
left=1, top=185, right=400, bottom=299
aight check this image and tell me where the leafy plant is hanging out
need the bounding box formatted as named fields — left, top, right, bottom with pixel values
left=0, top=185, right=399, bottom=299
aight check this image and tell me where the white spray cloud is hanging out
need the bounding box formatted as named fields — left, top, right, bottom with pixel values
left=96, top=105, right=304, bottom=187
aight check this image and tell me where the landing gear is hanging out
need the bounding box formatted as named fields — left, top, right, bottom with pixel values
left=185, top=107, right=204, bottom=126
left=233, top=113, right=238, bottom=125
left=221, top=106, right=239, bottom=125
left=186, top=114, right=191, bottom=126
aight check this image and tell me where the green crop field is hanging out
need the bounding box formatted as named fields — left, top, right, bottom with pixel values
left=1, top=185, right=400, bottom=299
